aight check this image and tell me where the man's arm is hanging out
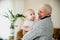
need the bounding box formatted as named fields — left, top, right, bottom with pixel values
left=22, top=21, right=44, bottom=40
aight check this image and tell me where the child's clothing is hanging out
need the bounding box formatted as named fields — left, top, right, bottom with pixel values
left=23, top=20, right=34, bottom=27
left=21, top=20, right=35, bottom=35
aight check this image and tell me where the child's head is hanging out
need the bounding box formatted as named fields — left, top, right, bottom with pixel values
left=25, top=9, right=35, bottom=21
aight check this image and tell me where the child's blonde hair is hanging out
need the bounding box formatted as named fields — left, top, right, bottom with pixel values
left=25, top=9, right=35, bottom=17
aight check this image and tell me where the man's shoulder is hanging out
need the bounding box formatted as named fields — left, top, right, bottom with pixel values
left=33, top=17, right=52, bottom=28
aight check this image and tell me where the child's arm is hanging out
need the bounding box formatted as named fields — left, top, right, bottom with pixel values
left=24, top=27, right=32, bottom=31
left=21, top=26, right=29, bottom=36
left=21, top=26, right=32, bottom=36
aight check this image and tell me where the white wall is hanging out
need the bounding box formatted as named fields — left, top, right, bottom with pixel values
left=49, top=0, right=60, bottom=28
left=24, top=0, right=60, bottom=28
left=0, top=0, right=13, bottom=39
left=13, top=0, right=24, bottom=14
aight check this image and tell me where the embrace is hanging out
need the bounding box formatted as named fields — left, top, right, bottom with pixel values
left=17, top=4, right=53, bottom=40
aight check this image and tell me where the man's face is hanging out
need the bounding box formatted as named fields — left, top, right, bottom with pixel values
left=38, top=7, right=48, bottom=19
left=26, top=10, right=35, bottom=21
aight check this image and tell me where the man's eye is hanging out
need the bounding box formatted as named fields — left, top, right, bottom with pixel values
left=40, top=11, right=43, bottom=13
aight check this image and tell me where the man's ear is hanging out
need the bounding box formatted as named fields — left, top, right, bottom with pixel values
left=48, top=13, right=51, bottom=16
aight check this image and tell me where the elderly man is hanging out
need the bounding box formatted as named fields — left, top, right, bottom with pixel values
left=22, top=4, right=53, bottom=40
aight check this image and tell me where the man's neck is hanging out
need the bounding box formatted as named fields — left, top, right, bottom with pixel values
left=40, top=16, right=51, bottom=20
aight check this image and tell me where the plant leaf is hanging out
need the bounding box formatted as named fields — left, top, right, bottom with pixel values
left=16, top=14, right=25, bottom=18
left=3, top=15, right=10, bottom=19
left=8, top=9, right=15, bottom=18
left=5, top=12, right=9, bottom=16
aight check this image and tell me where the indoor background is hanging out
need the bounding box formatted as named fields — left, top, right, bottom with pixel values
left=0, top=0, right=60, bottom=40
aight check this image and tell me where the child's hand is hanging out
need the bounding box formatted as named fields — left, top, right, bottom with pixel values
left=26, top=27, right=32, bottom=31
left=21, top=26, right=32, bottom=36
left=24, top=27, right=32, bottom=31
left=21, top=26, right=28, bottom=30
left=21, top=26, right=32, bottom=31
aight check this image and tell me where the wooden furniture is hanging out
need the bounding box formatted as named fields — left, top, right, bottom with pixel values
left=53, top=28, right=60, bottom=40
left=16, top=30, right=23, bottom=40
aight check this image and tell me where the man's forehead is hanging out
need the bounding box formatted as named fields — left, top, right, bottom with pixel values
left=39, top=7, right=46, bottom=12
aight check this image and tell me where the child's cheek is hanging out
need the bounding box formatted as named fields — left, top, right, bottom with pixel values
left=28, top=16, right=31, bottom=19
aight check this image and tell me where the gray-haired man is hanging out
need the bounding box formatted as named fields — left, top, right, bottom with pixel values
left=22, top=4, right=53, bottom=40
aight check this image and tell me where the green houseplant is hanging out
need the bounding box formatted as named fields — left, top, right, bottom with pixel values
left=3, top=9, right=25, bottom=40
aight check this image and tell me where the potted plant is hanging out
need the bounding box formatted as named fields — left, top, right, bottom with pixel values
left=3, top=9, right=25, bottom=40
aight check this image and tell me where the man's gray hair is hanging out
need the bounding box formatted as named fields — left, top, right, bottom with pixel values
left=40, top=4, right=52, bottom=14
